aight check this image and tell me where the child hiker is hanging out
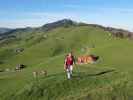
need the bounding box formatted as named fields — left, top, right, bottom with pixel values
left=64, top=52, right=75, bottom=79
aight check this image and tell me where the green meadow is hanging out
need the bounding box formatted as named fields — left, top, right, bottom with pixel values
left=0, top=24, right=133, bottom=100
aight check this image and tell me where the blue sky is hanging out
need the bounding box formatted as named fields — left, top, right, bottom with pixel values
left=0, top=0, right=133, bottom=31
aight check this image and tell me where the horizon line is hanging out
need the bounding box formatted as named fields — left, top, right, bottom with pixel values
left=0, top=19, right=132, bottom=32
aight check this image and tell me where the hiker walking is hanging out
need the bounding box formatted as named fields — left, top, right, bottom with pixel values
left=64, top=52, right=75, bottom=79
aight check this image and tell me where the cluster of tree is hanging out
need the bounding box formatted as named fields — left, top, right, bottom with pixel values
left=105, top=27, right=133, bottom=39
left=83, top=24, right=133, bottom=39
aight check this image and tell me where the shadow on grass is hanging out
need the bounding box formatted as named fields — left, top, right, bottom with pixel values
left=95, top=69, right=115, bottom=75
left=39, top=69, right=115, bottom=80
left=72, top=69, right=115, bottom=79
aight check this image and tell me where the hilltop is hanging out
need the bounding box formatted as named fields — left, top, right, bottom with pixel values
left=0, top=19, right=133, bottom=45
left=0, top=19, right=133, bottom=100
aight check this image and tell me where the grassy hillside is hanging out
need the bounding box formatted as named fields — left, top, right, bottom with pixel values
left=0, top=21, right=133, bottom=100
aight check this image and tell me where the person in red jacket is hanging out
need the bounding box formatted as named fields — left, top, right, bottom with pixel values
left=64, top=52, right=75, bottom=79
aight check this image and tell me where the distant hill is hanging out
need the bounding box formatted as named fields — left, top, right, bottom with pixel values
left=0, top=28, right=12, bottom=34
left=40, top=19, right=76, bottom=31
left=0, top=19, right=133, bottom=47
left=0, top=19, right=133, bottom=41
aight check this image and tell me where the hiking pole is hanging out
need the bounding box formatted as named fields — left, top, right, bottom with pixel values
left=74, top=63, right=80, bottom=77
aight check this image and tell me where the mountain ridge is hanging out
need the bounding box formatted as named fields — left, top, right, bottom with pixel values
left=0, top=19, right=133, bottom=40
left=0, top=28, right=12, bottom=34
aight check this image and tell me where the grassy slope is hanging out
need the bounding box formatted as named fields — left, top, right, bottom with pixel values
left=0, top=25, right=133, bottom=100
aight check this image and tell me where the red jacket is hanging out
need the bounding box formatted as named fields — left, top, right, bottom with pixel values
left=65, top=56, right=74, bottom=66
